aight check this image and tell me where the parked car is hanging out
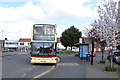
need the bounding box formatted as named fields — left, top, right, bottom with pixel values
left=107, top=55, right=115, bottom=62
left=107, top=51, right=120, bottom=64
left=56, top=48, right=62, bottom=53
left=8, top=49, right=14, bottom=52
left=75, top=51, right=79, bottom=57
left=113, top=51, right=120, bottom=64
left=2, top=49, right=8, bottom=52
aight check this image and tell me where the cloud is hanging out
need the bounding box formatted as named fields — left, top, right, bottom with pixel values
left=56, top=25, right=71, bottom=37
left=0, top=2, right=45, bottom=23
left=0, top=2, right=45, bottom=40
left=0, top=19, right=34, bottom=40
left=0, top=0, right=100, bottom=40
left=40, top=0, right=97, bottom=19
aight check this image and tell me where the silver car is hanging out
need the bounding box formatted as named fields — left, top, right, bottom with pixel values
left=113, top=51, right=120, bottom=64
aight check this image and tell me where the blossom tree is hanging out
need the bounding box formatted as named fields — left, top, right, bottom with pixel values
left=98, top=0, right=119, bottom=49
left=84, top=0, right=119, bottom=67
left=85, top=0, right=119, bottom=50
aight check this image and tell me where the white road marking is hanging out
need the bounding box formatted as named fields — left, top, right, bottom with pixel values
left=32, top=66, right=36, bottom=68
left=28, top=66, right=36, bottom=71
left=21, top=66, right=36, bottom=78
left=58, top=63, right=80, bottom=66
left=28, top=67, right=33, bottom=71
left=21, top=73, right=26, bottom=78
left=33, top=66, right=55, bottom=78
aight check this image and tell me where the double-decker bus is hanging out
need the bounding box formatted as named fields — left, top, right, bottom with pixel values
left=30, top=24, right=58, bottom=64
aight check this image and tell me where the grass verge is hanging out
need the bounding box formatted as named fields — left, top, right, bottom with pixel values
left=60, top=50, right=74, bottom=55
left=99, top=59, right=105, bottom=64
left=104, top=66, right=117, bottom=72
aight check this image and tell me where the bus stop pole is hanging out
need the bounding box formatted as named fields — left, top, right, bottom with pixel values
left=91, top=41, right=94, bottom=65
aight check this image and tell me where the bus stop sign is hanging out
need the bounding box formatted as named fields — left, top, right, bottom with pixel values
left=79, top=44, right=89, bottom=58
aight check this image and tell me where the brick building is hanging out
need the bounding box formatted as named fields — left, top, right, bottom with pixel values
left=0, top=40, right=4, bottom=50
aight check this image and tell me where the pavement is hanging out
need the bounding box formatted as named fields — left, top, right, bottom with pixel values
left=85, top=53, right=119, bottom=79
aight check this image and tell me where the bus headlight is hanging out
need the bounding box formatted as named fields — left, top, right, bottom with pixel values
left=31, top=58, right=35, bottom=60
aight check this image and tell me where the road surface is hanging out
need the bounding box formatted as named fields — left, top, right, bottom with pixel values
left=41, top=54, right=86, bottom=78
left=2, top=53, right=54, bottom=78
left=1, top=52, right=119, bottom=79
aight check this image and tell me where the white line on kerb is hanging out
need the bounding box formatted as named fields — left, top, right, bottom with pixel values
left=33, top=66, right=55, bottom=78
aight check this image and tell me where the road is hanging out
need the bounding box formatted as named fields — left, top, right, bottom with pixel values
left=41, top=54, right=86, bottom=78
left=2, top=52, right=86, bottom=79
left=1, top=52, right=118, bottom=79
left=2, top=53, right=54, bottom=78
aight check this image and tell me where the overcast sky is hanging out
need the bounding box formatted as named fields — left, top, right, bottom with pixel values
left=0, top=0, right=111, bottom=40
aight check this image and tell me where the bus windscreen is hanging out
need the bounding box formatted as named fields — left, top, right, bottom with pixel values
left=31, top=42, right=56, bottom=55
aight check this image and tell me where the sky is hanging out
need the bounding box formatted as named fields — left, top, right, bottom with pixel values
left=0, top=0, right=106, bottom=40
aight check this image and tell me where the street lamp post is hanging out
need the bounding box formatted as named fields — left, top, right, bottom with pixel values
left=91, top=40, right=94, bottom=65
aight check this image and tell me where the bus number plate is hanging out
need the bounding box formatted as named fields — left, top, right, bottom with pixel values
left=41, top=61, right=46, bottom=62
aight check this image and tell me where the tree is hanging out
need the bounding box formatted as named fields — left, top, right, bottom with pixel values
left=97, top=0, right=118, bottom=49
left=97, top=0, right=119, bottom=67
left=84, top=0, right=119, bottom=67
left=61, top=26, right=82, bottom=50
left=60, top=30, right=70, bottom=50
left=84, top=22, right=106, bottom=60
